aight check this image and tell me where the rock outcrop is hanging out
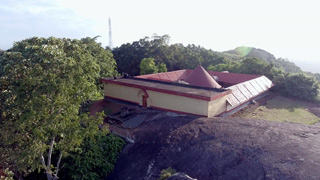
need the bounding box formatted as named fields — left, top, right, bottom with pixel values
left=107, top=114, right=320, bottom=180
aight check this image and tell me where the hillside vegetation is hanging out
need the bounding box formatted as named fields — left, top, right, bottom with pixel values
left=224, top=46, right=302, bottom=73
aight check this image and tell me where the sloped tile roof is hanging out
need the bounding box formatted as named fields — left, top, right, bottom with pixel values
left=136, top=68, right=260, bottom=87
left=184, top=65, right=221, bottom=89
left=207, top=71, right=261, bottom=85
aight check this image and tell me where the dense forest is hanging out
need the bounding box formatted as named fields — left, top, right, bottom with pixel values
left=0, top=35, right=319, bottom=180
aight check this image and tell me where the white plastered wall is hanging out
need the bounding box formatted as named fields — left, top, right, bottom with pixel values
left=208, top=96, right=227, bottom=117
left=146, top=90, right=209, bottom=116
left=104, top=83, right=228, bottom=117
left=104, top=83, right=142, bottom=105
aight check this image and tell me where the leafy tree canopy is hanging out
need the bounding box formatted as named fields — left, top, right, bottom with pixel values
left=59, top=132, right=125, bottom=180
left=139, top=58, right=168, bottom=75
left=275, top=73, right=320, bottom=101
left=157, top=62, right=167, bottom=73
left=207, top=61, right=241, bottom=73
left=0, top=37, right=117, bottom=180
left=140, top=57, right=158, bottom=75
left=112, top=35, right=225, bottom=75
left=208, top=57, right=319, bottom=101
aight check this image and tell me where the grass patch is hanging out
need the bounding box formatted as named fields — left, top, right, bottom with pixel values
left=245, top=96, right=320, bottom=125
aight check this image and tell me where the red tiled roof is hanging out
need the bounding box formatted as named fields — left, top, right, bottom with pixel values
left=184, top=65, right=221, bottom=89
left=100, top=78, right=231, bottom=101
left=135, top=68, right=261, bottom=86
left=137, top=70, right=189, bottom=82
left=207, top=71, right=260, bottom=85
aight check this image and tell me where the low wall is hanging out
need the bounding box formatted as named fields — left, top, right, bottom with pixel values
left=104, top=83, right=229, bottom=117
left=147, top=90, right=209, bottom=117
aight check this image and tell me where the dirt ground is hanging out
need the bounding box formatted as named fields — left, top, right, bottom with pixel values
left=231, top=93, right=277, bottom=118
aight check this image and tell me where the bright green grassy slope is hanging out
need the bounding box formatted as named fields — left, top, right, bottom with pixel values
left=245, top=96, right=320, bottom=125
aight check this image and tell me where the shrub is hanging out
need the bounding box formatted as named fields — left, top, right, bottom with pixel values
left=0, top=168, right=14, bottom=180
left=60, top=132, right=125, bottom=180
left=158, top=167, right=177, bottom=180
left=275, top=73, right=320, bottom=101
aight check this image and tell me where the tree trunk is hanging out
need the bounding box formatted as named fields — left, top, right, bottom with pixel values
left=41, top=136, right=57, bottom=180
left=46, top=172, right=53, bottom=180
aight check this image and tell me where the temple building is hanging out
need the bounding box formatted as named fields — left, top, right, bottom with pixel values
left=100, top=65, right=273, bottom=117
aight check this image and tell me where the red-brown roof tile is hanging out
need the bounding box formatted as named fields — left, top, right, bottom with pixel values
left=185, top=65, right=221, bottom=89
left=207, top=71, right=260, bottom=85
left=135, top=68, right=261, bottom=86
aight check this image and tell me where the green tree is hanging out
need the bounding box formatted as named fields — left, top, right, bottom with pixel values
left=0, top=37, right=117, bottom=180
left=112, top=37, right=152, bottom=76
left=140, top=57, right=158, bottom=75
left=276, top=73, right=320, bottom=101
left=305, top=72, right=320, bottom=83
left=80, top=37, right=118, bottom=80
left=239, top=57, right=273, bottom=75
left=272, top=58, right=301, bottom=73
left=112, top=35, right=170, bottom=76
left=157, top=63, right=167, bottom=73
left=207, top=61, right=241, bottom=73
left=112, top=35, right=226, bottom=74
left=60, top=132, right=125, bottom=180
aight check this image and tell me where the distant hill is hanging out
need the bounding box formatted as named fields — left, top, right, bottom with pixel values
left=224, top=46, right=277, bottom=62
left=223, top=46, right=302, bottom=73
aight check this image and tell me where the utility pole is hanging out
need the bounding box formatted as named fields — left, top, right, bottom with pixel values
left=108, top=17, right=113, bottom=49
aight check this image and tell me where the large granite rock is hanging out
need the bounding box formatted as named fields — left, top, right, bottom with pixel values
left=107, top=114, right=320, bottom=180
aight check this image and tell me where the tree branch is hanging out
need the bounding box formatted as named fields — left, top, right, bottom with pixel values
left=54, top=152, right=62, bottom=179
left=47, top=136, right=55, bottom=167
left=40, top=154, right=46, bottom=167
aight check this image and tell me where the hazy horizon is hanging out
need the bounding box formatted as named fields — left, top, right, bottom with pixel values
left=1, top=0, right=320, bottom=63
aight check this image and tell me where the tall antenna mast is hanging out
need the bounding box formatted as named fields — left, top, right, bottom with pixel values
left=108, top=17, right=113, bottom=49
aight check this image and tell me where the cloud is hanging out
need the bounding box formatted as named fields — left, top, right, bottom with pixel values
left=0, top=0, right=97, bottom=49
left=0, top=0, right=56, bottom=14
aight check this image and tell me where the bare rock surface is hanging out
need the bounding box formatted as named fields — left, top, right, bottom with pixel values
left=107, top=114, right=320, bottom=180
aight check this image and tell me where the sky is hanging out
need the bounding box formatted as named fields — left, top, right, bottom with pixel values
left=1, top=0, right=320, bottom=62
